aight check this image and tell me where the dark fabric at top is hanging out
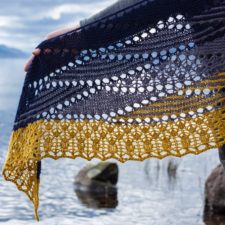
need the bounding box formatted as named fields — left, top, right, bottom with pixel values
left=79, top=0, right=222, bottom=27
left=79, top=0, right=143, bottom=27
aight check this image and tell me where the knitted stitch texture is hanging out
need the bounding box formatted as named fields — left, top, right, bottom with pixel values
left=2, top=0, right=225, bottom=220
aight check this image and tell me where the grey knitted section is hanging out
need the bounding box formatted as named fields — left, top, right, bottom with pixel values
left=14, top=0, right=225, bottom=129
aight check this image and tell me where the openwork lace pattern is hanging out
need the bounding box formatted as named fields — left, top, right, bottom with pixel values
left=2, top=0, right=225, bottom=220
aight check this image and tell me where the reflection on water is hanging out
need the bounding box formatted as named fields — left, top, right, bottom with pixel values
left=75, top=188, right=118, bottom=209
left=0, top=59, right=224, bottom=225
left=144, top=158, right=181, bottom=191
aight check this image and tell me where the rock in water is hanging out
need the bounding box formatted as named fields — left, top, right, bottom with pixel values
left=203, top=213, right=225, bottom=225
left=74, top=161, right=119, bottom=187
left=74, top=161, right=119, bottom=209
left=204, top=164, right=225, bottom=215
left=219, top=145, right=225, bottom=170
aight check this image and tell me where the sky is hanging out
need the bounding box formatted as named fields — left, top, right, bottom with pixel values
left=0, top=0, right=116, bottom=52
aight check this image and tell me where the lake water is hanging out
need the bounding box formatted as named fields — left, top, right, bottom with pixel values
left=0, top=58, right=221, bottom=225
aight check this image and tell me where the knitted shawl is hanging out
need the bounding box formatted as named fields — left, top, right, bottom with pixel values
left=2, top=0, right=225, bottom=220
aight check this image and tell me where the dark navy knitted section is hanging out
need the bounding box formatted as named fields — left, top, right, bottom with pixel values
left=13, top=0, right=225, bottom=130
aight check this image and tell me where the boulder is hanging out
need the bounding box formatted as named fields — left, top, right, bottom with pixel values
left=219, top=145, right=225, bottom=170
left=203, top=213, right=225, bottom=225
left=74, top=161, right=119, bottom=209
left=204, top=164, right=225, bottom=215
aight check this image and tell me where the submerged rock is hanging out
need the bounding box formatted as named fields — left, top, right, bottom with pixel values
left=204, top=164, right=225, bottom=215
left=74, top=161, right=119, bottom=209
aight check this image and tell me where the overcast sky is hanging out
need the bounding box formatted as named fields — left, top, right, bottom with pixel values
left=0, top=0, right=115, bottom=52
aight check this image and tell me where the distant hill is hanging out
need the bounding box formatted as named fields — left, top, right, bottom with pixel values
left=0, top=44, right=27, bottom=58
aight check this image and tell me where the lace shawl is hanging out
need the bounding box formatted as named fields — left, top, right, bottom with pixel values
left=2, top=0, right=225, bottom=220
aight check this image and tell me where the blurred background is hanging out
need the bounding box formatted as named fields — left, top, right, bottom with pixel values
left=0, top=1, right=223, bottom=225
